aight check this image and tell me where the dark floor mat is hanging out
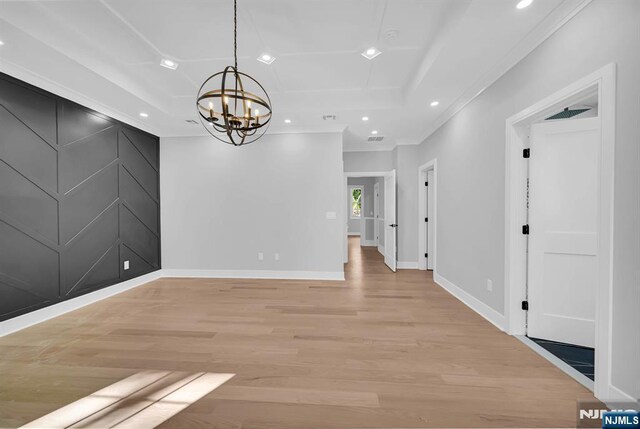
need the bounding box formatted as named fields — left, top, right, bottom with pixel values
left=529, top=337, right=595, bottom=381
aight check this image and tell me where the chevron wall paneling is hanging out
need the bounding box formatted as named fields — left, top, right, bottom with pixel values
left=0, top=73, right=160, bottom=321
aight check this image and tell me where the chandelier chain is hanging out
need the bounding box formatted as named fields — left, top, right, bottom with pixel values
left=234, top=0, right=238, bottom=70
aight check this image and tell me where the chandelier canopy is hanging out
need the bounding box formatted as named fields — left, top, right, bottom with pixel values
left=196, top=0, right=272, bottom=146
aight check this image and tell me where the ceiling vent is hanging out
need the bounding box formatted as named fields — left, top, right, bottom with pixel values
left=323, top=114, right=336, bottom=121
left=185, top=119, right=198, bottom=124
left=367, top=136, right=385, bottom=142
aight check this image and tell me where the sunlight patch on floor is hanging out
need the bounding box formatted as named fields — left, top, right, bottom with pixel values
left=20, top=370, right=234, bottom=428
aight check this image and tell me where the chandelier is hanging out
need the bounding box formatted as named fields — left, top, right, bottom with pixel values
left=196, top=0, right=272, bottom=146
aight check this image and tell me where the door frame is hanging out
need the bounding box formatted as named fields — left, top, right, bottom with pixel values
left=418, top=159, right=437, bottom=272
left=345, top=170, right=396, bottom=267
left=373, top=182, right=380, bottom=248
left=504, top=63, right=616, bottom=401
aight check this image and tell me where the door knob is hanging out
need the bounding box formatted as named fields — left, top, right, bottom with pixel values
left=389, top=224, right=398, bottom=227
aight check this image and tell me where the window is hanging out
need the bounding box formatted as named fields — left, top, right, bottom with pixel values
left=350, top=186, right=363, bottom=219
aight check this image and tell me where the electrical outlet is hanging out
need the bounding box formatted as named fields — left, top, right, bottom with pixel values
left=124, top=260, right=130, bottom=270
left=258, top=252, right=264, bottom=261
left=275, top=253, right=280, bottom=261
left=487, top=279, right=493, bottom=292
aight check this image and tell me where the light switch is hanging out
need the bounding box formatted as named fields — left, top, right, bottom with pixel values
left=326, top=211, right=337, bottom=219
left=258, top=252, right=264, bottom=261
left=124, top=260, right=130, bottom=270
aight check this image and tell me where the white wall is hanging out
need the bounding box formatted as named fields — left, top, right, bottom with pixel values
left=414, top=0, right=639, bottom=400
left=161, top=132, right=345, bottom=278
left=343, top=150, right=394, bottom=172
left=395, top=146, right=419, bottom=265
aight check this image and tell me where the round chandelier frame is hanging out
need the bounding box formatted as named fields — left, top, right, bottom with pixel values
left=196, top=0, right=272, bottom=146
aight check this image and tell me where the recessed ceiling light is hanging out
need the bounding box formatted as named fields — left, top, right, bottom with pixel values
left=362, top=116, right=369, bottom=121
left=516, top=0, right=533, bottom=9
left=0, top=40, right=4, bottom=46
left=371, top=130, right=378, bottom=135
left=361, top=47, right=381, bottom=60
left=284, top=119, right=291, bottom=124
left=257, top=53, right=276, bottom=65
left=160, top=58, right=179, bottom=70
left=430, top=101, right=439, bottom=107
left=139, top=112, right=149, bottom=118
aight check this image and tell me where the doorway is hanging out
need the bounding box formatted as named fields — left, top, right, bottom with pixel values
left=374, top=182, right=381, bottom=253
left=526, top=112, right=600, bottom=381
left=418, top=160, right=437, bottom=272
left=344, top=171, right=397, bottom=272
left=504, top=64, right=615, bottom=400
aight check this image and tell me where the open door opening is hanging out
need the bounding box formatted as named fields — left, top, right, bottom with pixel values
left=418, top=160, right=437, bottom=272
left=525, top=111, right=600, bottom=382
left=344, top=171, right=396, bottom=273
left=505, top=64, right=616, bottom=400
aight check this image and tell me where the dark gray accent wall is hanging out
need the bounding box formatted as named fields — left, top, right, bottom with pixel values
left=0, top=72, right=160, bottom=321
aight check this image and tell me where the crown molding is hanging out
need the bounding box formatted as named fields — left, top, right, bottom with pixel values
left=0, top=59, right=162, bottom=137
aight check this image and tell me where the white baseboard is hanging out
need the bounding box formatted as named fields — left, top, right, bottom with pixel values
left=397, top=261, right=418, bottom=269
left=162, top=269, right=345, bottom=281
left=377, top=244, right=384, bottom=255
left=434, top=273, right=506, bottom=331
left=348, top=232, right=360, bottom=236
left=0, top=268, right=345, bottom=337
left=0, top=270, right=163, bottom=337
left=607, top=383, right=638, bottom=404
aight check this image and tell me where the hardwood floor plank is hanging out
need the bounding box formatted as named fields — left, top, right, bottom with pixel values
left=0, top=237, right=597, bottom=428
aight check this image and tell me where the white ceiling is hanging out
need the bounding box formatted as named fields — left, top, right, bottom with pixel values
left=0, top=0, right=590, bottom=151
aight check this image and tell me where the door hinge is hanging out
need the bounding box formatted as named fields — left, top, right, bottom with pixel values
left=424, top=217, right=428, bottom=222
left=522, top=224, right=529, bottom=235
left=425, top=253, right=428, bottom=258
left=521, top=300, right=529, bottom=311
left=425, top=181, right=429, bottom=186
left=523, top=148, right=530, bottom=158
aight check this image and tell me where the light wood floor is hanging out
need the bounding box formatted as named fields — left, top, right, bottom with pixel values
left=0, top=237, right=596, bottom=428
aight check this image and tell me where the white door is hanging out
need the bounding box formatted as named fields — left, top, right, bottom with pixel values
left=527, top=117, right=600, bottom=348
left=426, top=170, right=435, bottom=270
left=374, top=182, right=380, bottom=247
left=384, top=170, right=397, bottom=272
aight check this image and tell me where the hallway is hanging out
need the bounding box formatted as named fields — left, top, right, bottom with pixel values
left=0, top=238, right=597, bottom=428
